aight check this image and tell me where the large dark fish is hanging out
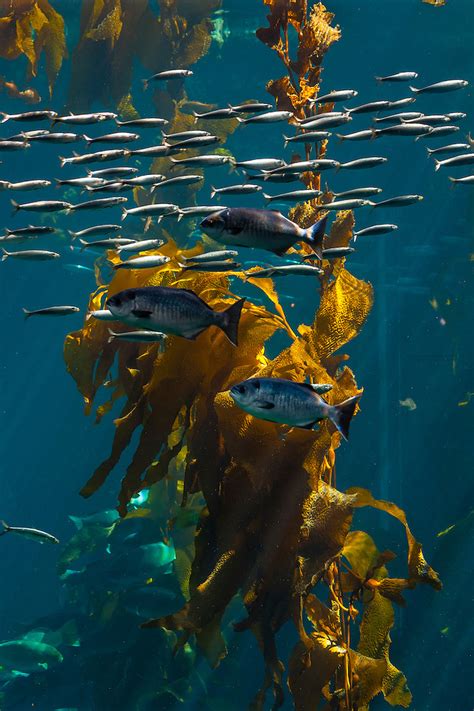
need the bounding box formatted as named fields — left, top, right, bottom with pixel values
left=200, top=207, right=327, bottom=258
left=106, top=287, right=245, bottom=346
left=230, top=377, right=361, bottom=440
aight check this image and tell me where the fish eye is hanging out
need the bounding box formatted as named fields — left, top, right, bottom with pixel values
left=236, top=384, right=246, bottom=394
left=252, top=380, right=260, bottom=390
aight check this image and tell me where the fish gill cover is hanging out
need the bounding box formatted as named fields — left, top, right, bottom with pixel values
left=62, top=1, right=443, bottom=709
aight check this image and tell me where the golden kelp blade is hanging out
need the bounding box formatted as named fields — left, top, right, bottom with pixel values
left=0, top=0, right=66, bottom=93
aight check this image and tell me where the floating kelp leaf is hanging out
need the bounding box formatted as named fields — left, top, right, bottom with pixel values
left=349, top=487, right=442, bottom=590
left=423, top=0, right=446, bottom=5
left=292, top=3, right=341, bottom=77
left=312, top=267, right=374, bottom=362
left=178, top=19, right=212, bottom=66
left=34, top=0, right=66, bottom=94
left=324, top=209, right=355, bottom=251
left=356, top=590, right=412, bottom=707
left=289, top=632, right=344, bottom=711
left=85, top=0, right=123, bottom=46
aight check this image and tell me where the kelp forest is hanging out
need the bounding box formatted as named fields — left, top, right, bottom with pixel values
left=0, top=1, right=447, bottom=710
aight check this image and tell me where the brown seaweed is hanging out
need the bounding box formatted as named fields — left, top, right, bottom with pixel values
left=62, top=2, right=442, bottom=709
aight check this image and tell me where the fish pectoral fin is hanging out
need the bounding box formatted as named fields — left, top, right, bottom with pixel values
left=131, top=309, right=153, bottom=318
left=256, top=401, right=275, bottom=409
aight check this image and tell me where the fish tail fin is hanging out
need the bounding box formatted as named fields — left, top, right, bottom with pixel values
left=370, top=127, right=379, bottom=140
left=210, top=186, right=216, bottom=198
left=262, top=193, right=272, bottom=202
left=409, top=86, right=420, bottom=94
left=0, top=520, right=10, bottom=536
left=59, top=156, right=66, bottom=168
left=0, top=112, right=10, bottom=123
left=335, top=133, right=345, bottom=142
left=218, top=298, right=246, bottom=346
left=426, top=148, right=434, bottom=156
left=142, top=79, right=148, bottom=91
left=10, top=199, right=19, bottom=213
left=22, top=308, right=32, bottom=319
left=228, top=158, right=237, bottom=173
left=374, top=76, right=383, bottom=82
left=329, top=394, right=362, bottom=441
left=78, top=239, right=88, bottom=252
left=448, top=177, right=457, bottom=187
left=83, top=134, right=93, bottom=144
left=176, top=211, right=183, bottom=222
left=467, top=132, right=474, bottom=147
left=283, top=135, right=290, bottom=148
left=121, top=207, right=128, bottom=221
left=236, top=117, right=246, bottom=124
left=107, top=329, right=116, bottom=343
left=303, top=214, right=327, bottom=259
left=434, top=159, right=441, bottom=172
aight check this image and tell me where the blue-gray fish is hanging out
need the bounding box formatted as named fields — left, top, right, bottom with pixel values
left=117, top=238, right=165, bottom=254
left=60, top=149, right=129, bottom=166
left=230, top=102, right=273, bottom=113
left=426, top=143, right=470, bottom=156
left=230, top=377, right=361, bottom=440
left=338, top=157, right=388, bottom=169
left=434, top=153, right=474, bottom=171
left=11, top=198, right=70, bottom=212
left=2, top=248, right=60, bottom=261
left=246, top=264, right=323, bottom=278
left=233, top=158, right=285, bottom=171
left=353, top=224, right=398, bottom=240
left=0, top=140, right=29, bottom=151
left=0, top=110, right=57, bottom=122
left=414, top=125, right=459, bottom=140
left=53, top=112, right=117, bottom=125
left=283, top=131, right=330, bottom=146
left=237, top=110, right=293, bottom=124
left=22, top=306, right=80, bottom=318
left=164, top=135, right=220, bottom=149
left=311, top=89, right=358, bottom=103
left=375, top=72, right=418, bottom=82
left=6, top=225, right=55, bottom=236
left=3, top=180, right=51, bottom=191
left=179, top=260, right=240, bottom=272
left=88, top=166, right=138, bottom=178
left=200, top=207, right=327, bottom=258
left=115, top=118, right=168, bottom=128
left=27, top=132, right=82, bottom=143
left=113, top=255, right=170, bottom=270
left=182, top=250, right=238, bottom=263
left=108, top=329, right=167, bottom=343
left=143, top=69, right=193, bottom=89
left=448, top=175, right=474, bottom=185
left=333, top=187, right=382, bottom=198
left=68, top=224, right=120, bottom=239
left=69, top=197, right=127, bottom=211
left=211, top=184, right=261, bottom=197
left=163, top=130, right=211, bottom=141
left=371, top=195, right=423, bottom=207
left=410, top=79, right=468, bottom=94
left=83, top=132, right=139, bottom=144
left=106, top=286, right=245, bottom=346
left=0, top=520, right=59, bottom=544
left=263, top=188, right=321, bottom=202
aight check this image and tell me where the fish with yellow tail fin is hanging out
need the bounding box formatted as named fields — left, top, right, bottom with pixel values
left=230, top=377, right=361, bottom=441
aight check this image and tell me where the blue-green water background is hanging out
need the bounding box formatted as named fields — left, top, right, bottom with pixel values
left=0, top=1, right=472, bottom=709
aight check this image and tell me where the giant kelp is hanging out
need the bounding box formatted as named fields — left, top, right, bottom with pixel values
left=0, top=0, right=66, bottom=95
left=63, top=1, right=441, bottom=709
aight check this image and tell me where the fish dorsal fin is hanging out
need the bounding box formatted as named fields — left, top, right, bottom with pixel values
left=22, top=630, right=46, bottom=643
left=297, top=382, right=333, bottom=394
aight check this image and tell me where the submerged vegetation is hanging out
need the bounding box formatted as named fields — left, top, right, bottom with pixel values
left=0, top=1, right=443, bottom=709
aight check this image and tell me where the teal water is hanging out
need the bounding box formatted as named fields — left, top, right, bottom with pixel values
left=0, top=1, right=472, bottom=709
